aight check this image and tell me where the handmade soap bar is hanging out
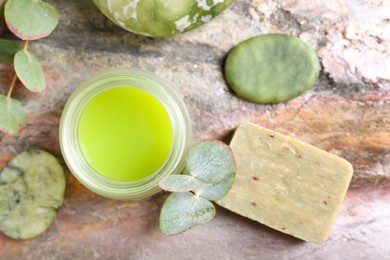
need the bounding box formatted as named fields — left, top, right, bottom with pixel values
left=217, top=123, right=353, bottom=243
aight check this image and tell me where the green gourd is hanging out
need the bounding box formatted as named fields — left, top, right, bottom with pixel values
left=93, top=0, right=235, bottom=36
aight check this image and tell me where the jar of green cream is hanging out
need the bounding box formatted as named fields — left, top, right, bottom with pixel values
left=59, top=69, right=192, bottom=200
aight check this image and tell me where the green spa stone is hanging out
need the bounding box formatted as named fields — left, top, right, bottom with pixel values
left=225, top=34, right=320, bottom=104
left=92, top=0, right=235, bottom=37
left=0, top=150, right=65, bottom=240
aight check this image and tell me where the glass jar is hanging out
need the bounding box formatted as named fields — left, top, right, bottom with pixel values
left=59, top=69, right=192, bottom=200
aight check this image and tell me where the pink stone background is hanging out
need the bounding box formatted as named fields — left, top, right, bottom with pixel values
left=0, top=0, right=389, bottom=259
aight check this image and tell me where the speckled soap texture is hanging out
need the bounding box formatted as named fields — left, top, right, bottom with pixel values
left=0, top=0, right=389, bottom=259
left=217, top=123, right=353, bottom=244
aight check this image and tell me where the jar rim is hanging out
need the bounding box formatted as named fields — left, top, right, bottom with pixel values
left=59, top=68, right=192, bottom=200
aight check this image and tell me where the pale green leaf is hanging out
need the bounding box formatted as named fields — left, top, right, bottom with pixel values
left=0, top=94, right=25, bottom=134
left=195, top=164, right=236, bottom=201
left=5, top=0, right=59, bottom=40
left=183, top=141, right=235, bottom=183
left=14, top=49, right=45, bottom=92
left=159, top=174, right=204, bottom=193
left=0, top=39, right=20, bottom=63
left=0, top=1, right=4, bottom=19
left=160, top=192, right=215, bottom=235
left=0, top=1, right=6, bottom=32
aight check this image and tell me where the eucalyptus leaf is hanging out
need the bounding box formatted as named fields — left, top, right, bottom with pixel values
left=0, top=39, right=20, bottom=63
left=160, top=192, right=216, bottom=235
left=159, top=175, right=204, bottom=193
left=0, top=1, right=4, bottom=19
left=5, top=0, right=59, bottom=40
left=0, top=94, right=25, bottom=134
left=195, top=164, right=236, bottom=201
left=0, top=1, right=6, bottom=32
left=14, top=49, right=45, bottom=92
left=183, top=141, right=235, bottom=183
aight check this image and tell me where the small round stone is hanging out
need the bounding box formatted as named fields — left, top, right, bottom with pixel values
left=0, top=150, right=65, bottom=240
left=225, top=34, right=320, bottom=104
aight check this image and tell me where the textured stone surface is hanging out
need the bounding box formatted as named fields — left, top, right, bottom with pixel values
left=0, top=0, right=389, bottom=258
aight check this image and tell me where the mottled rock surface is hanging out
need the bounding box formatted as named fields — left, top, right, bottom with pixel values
left=0, top=0, right=389, bottom=259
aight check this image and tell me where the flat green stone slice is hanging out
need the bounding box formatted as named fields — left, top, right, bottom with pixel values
left=0, top=149, right=65, bottom=240
left=225, top=34, right=320, bottom=104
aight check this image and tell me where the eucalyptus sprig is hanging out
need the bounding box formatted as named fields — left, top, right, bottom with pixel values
left=0, top=0, right=59, bottom=134
left=159, top=141, right=236, bottom=235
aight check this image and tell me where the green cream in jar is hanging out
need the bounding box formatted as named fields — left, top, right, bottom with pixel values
left=60, top=69, right=192, bottom=200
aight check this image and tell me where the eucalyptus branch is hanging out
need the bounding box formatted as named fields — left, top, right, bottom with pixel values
left=159, top=141, right=236, bottom=235
left=0, top=0, right=59, bottom=135
left=23, top=40, right=28, bottom=51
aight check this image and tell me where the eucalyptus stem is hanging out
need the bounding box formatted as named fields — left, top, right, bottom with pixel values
left=0, top=0, right=59, bottom=134
left=6, top=73, right=17, bottom=99
left=23, top=40, right=29, bottom=51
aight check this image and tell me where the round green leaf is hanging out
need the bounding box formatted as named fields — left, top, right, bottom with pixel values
left=0, top=149, right=66, bottom=240
left=183, top=141, right=235, bottom=183
left=0, top=39, right=20, bottom=63
left=225, top=34, right=320, bottom=104
left=160, top=192, right=215, bottom=235
left=5, top=0, right=59, bottom=40
left=0, top=1, right=6, bottom=33
left=0, top=94, right=25, bottom=134
left=159, top=174, right=204, bottom=193
left=196, top=164, right=236, bottom=201
left=14, top=49, right=46, bottom=92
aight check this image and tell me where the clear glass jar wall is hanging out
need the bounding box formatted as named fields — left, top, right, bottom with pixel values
left=59, top=69, right=192, bottom=200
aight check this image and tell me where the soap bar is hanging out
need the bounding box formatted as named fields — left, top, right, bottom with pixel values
left=217, top=123, right=353, bottom=243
